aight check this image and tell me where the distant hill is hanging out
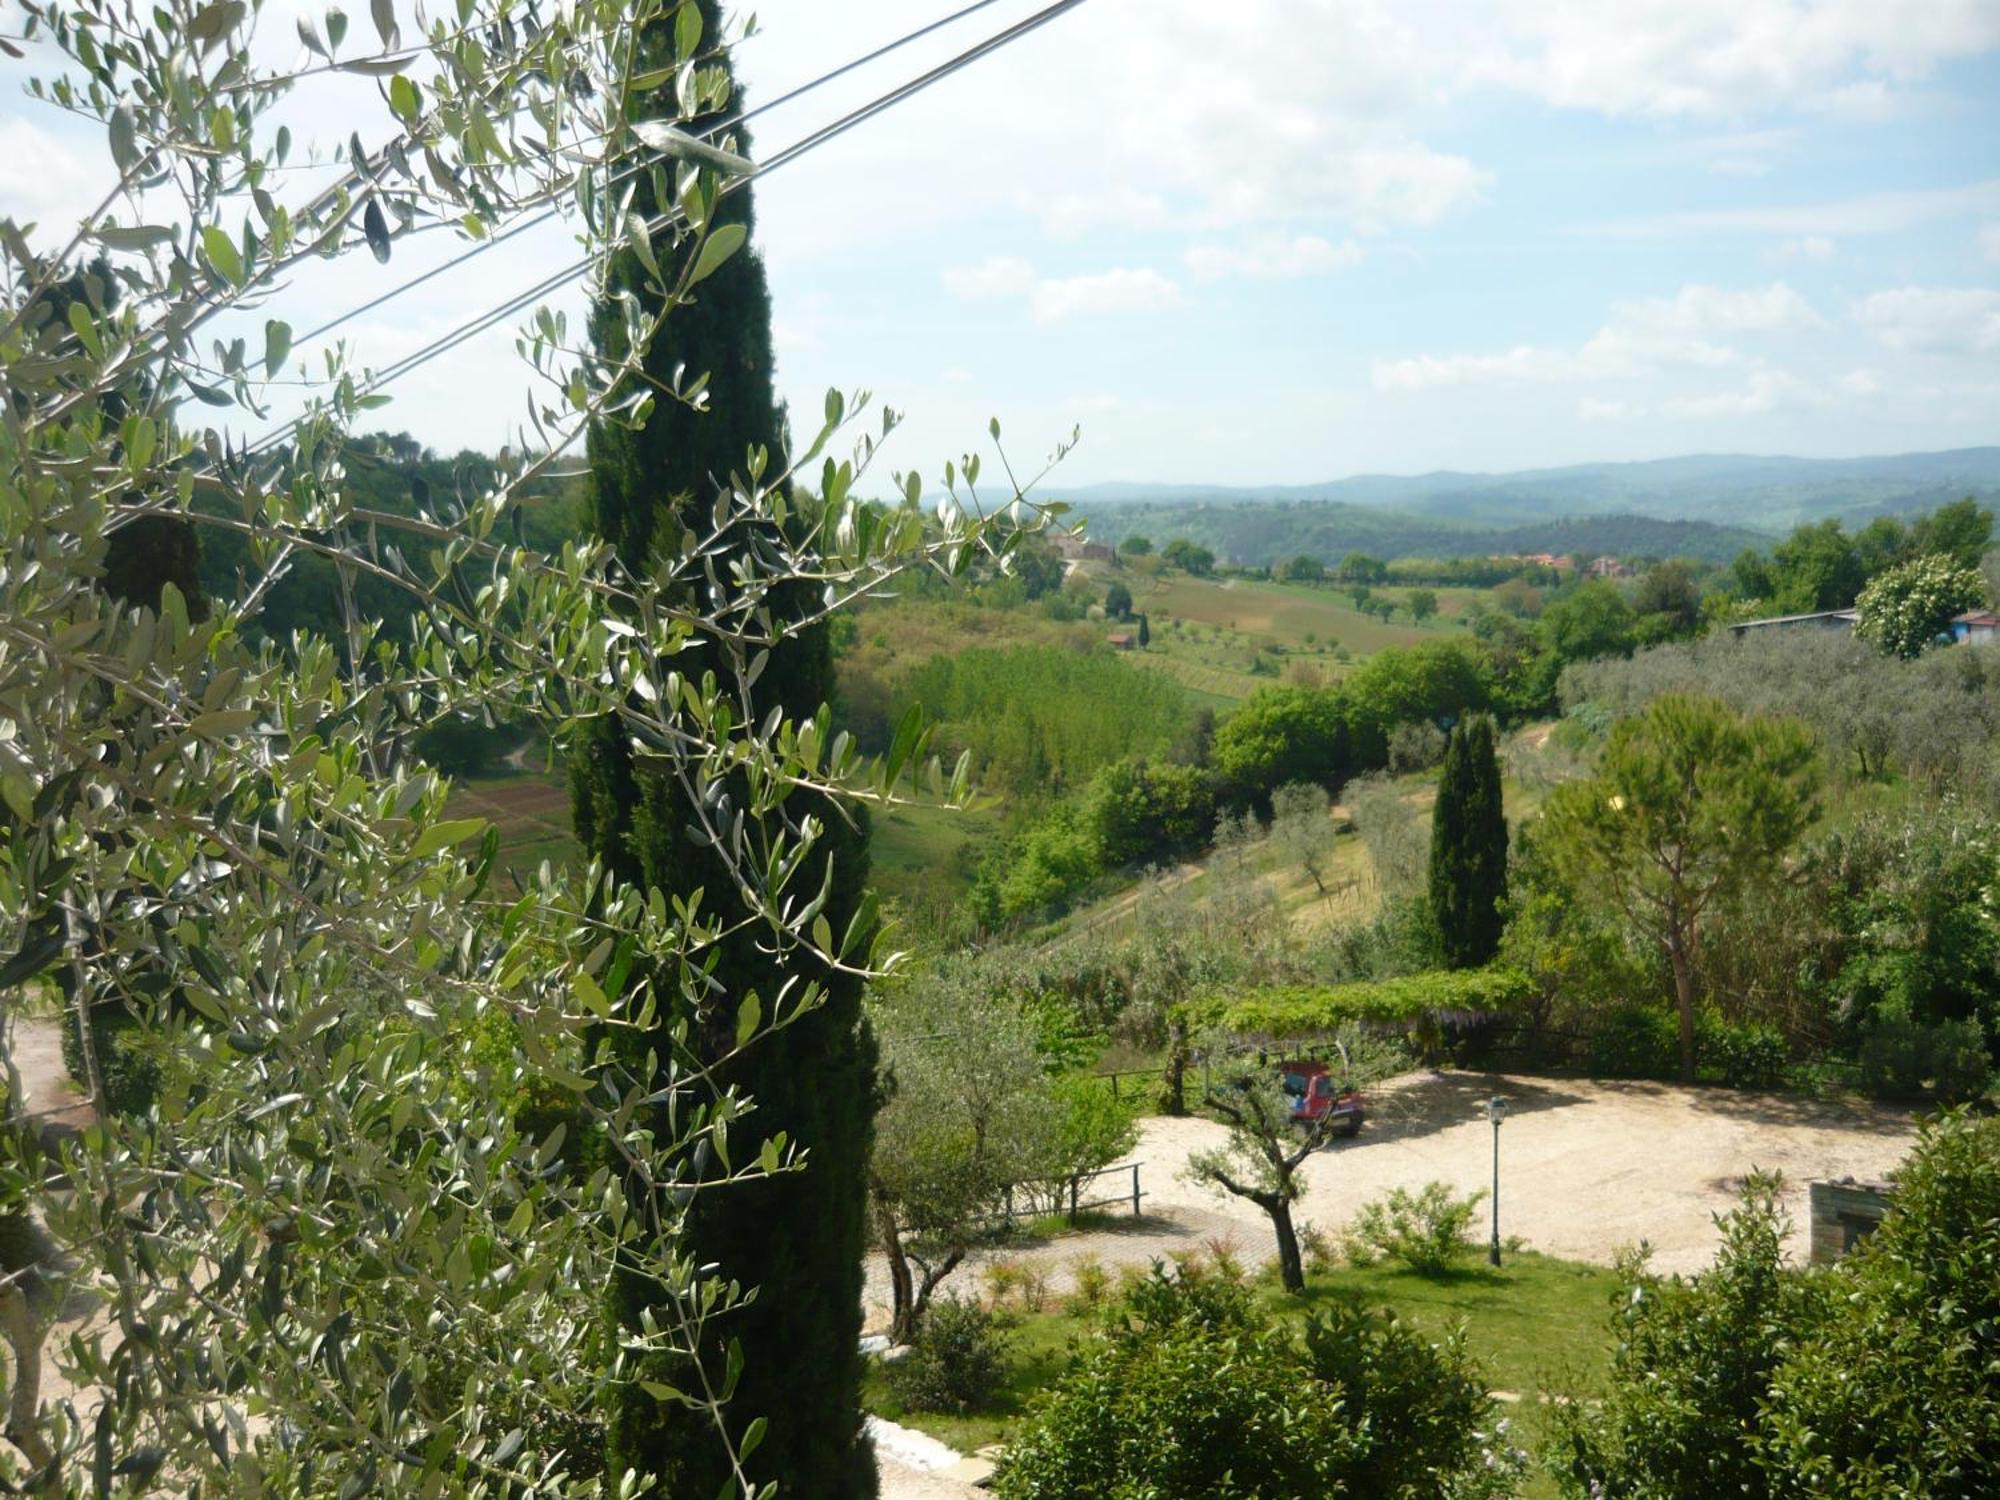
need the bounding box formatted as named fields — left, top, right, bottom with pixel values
left=1077, top=499, right=1771, bottom=567
left=1066, top=446, right=2000, bottom=542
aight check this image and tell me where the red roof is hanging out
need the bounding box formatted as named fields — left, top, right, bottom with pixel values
left=1954, top=612, right=2000, bottom=627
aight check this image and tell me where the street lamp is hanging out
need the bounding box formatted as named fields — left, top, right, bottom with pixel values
left=1486, top=1095, right=1509, bottom=1267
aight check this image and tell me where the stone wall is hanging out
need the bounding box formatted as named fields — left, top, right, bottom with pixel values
left=1808, top=1177, right=1893, bottom=1264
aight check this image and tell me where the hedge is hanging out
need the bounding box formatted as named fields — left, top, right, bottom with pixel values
left=1181, top=967, right=1532, bottom=1040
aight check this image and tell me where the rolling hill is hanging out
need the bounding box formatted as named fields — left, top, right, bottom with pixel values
left=1061, top=446, right=2000, bottom=567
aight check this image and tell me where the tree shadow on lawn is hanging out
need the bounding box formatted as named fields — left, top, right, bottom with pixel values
left=1330, top=1070, right=1592, bottom=1152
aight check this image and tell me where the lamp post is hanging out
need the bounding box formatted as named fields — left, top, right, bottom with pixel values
left=1486, top=1095, right=1508, bottom=1267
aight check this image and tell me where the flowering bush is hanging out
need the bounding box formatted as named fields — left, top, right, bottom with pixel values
left=1854, top=554, right=1987, bottom=658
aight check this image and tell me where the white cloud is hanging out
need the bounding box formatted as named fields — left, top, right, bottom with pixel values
left=1838, top=368, right=1882, bottom=397
left=1661, top=369, right=1808, bottom=418
left=942, top=256, right=1035, bottom=301
left=1592, top=179, right=2000, bottom=238
left=1690, top=127, right=1801, bottom=176
left=1183, top=234, right=1365, bottom=282
left=1613, top=280, right=1829, bottom=334
left=0, top=118, right=100, bottom=232
left=1983, top=224, right=2000, bottom=263
left=941, top=366, right=974, bottom=385
left=1030, top=267, right=1182, bottom=325
left=1771, top=235, right=1838, bottom=263
left=942, top=257, right=1185, bottom=324
left=1469, top=0, right=2000, bottom=119
left=1578, top=397, right=1637, bottom=420
left=1852, top=287, right=2000, bottom=354
left=1372, top=280, right=1823, bottom=390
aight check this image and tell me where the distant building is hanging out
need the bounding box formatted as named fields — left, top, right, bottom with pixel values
left=1516, top=552, right=1566, bottom=571
left=1729, top=608, right=1859, bottom=639
left=1051, top=532, right=1113, bottom=564
left=1951, top=610, right=2000, bottom=645
left=1585, top=556, right=1629, bottom=580
left=1106, top=631, right=1135, bottom=650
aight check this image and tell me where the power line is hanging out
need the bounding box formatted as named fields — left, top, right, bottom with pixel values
left=250, top=0, right=1088, bottom=456
left=286, top=0, right=1020, bottom=357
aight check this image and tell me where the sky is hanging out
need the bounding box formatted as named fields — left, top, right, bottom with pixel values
left=5, top=0, right=2000, bottom=488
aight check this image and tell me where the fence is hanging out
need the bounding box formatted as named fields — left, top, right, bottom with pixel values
left=984, top=1160, right=1146, bottom=1229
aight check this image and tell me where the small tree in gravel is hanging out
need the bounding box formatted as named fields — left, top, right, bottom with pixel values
left=1188, top=1027, right=1405, bottom=1292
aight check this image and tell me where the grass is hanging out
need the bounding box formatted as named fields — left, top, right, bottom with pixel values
left=870, top=797, right=1006, bottom=910
left=445, top=765, right=580, bottom=886
left=1134, top=572, right=1485, bottom=657
left=869, top=1249, right=1621, bottom=1486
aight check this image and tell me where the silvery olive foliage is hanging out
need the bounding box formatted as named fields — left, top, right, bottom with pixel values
left=0, top=1, right=1061, bottom=1492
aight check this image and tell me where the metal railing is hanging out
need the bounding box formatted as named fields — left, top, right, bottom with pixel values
left=983, top=1159, right=1146, bottom=1229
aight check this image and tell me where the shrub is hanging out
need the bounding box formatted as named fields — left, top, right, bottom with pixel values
left=983, top=1259, right=1025, bottom=1307
left=1296, top=1221, right=1340, bottom=1277
left=1111, top=1257, right=1254, bottom=1337
left=1696, top=1011, right=1789, bottom=1090
left=61, top=1002, right=161, bottom=1117
left=1203, top=1236, right=1247, bottom=1284
left=1854, top=1012, right=1989, bottom=1101
left=1345, top=1182, right=1486, bottom=1276
left=1183, top=966, right=1532, bottom=1040
left=999, top=1273, right=1518, bottom=1499
left=887, top=1295, right=1014, bottom=1414
left=1387, top=720, right=1446, bottom=773
left=1925, top=1018, right=1993, bottom=1103
left=1066, top=1256, right=1111, bottom=1313
left=1590, top=1004, right=1680, bottom=1080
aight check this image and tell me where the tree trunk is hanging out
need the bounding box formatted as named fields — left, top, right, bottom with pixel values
left=1668, top=925, right=1698, bottom=1085
left=877, top=1194, right=916, bottom=1344
left=1161, top=1021, right=1188, bottom=1117
left=1268, top=1201, right=1305, bottom=1294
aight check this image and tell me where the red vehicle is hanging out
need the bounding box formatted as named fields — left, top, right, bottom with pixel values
left=1280, top=1060, right=1364, bottom=1137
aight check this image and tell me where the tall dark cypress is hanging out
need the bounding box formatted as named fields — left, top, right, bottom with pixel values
left=1429, top=714, right=1507, bottom=968
left=572, top=6, right=876, bottom=1495
left=25, top=257, right=205, bottom=620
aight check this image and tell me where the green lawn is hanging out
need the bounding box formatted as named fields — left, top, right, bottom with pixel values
left=867, top=1249, right=1618, bottom=1494
left=869, top=797, right=1005, bottom=910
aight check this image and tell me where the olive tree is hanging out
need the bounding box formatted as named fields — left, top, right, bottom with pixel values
left=0, top=1, right=1055, bottom=1491
left=1269, top=780, right=1335, bottom=899
left=869, top=972, right=1135, bottom=1341
left=1187, top=1027, right=1403, bottom=1293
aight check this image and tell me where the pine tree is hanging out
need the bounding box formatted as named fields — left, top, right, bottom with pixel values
left=1428, top=715, right=1506, bottom=968
left=571, top=7, right=876, bottom=1493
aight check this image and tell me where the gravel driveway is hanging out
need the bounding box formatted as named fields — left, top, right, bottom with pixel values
left=863, top=1066, right=1920, bottom=1334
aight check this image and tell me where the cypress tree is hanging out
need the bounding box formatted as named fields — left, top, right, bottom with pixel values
left=1428, top=714, right=1506, bottom=968
left=572, top=6, right=876, bottom=1494
left=25, top=257, right=205, bottom=619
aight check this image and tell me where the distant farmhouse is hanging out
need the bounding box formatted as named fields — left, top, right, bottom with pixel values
left=1729, top=609, right=1859, bottom=639
left=1951, top=610, right=2000, bottom=645
left=1585, top=556, right=1630, bottom=580
left=1730, top=607, right=2000, bottom=646
left=1052, top=531, right=1114, bottom=564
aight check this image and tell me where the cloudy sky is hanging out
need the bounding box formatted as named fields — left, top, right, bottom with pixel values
left=6, top=0, right=1999, bottom=486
